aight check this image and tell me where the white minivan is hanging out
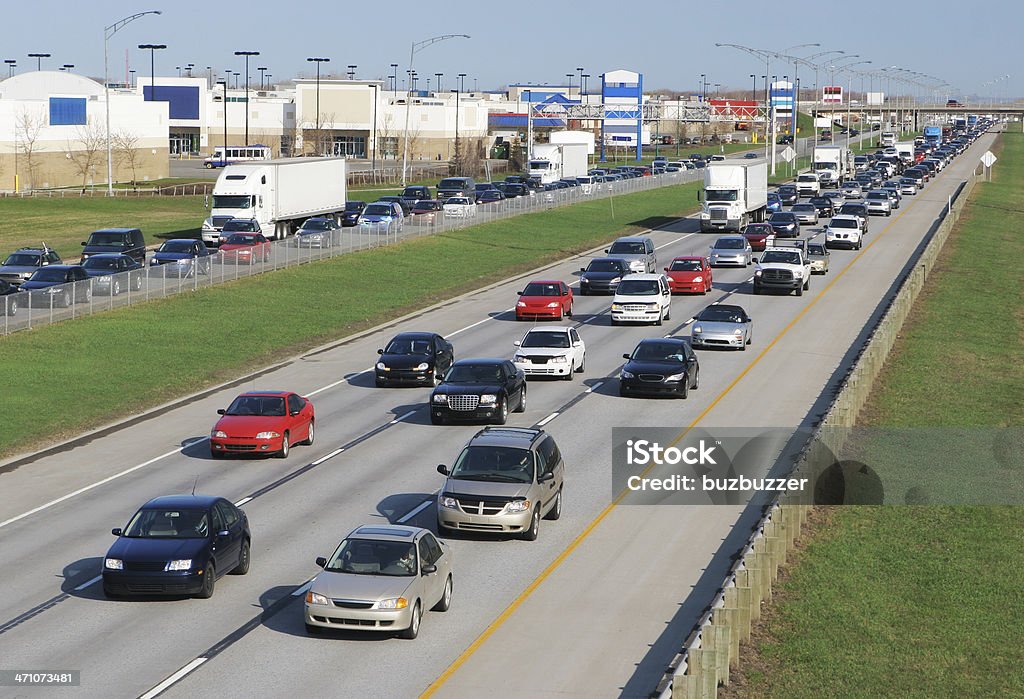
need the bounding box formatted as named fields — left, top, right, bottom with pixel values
left=611, top=273, right=672, bottom=326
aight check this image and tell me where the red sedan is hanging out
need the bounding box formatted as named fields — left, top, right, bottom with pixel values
left=664, top=256, right=712, bottom=294
left=516, top=280, right=573, bottom=321
left=219, top=233, right=272, bottom=264
left=742, top=222, right=775, bottom=252
left=210, top=391, right=314, bottom=458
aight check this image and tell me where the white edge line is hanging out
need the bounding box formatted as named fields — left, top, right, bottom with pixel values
left=448, top=310, right=513, bottom=337
left=655, top=234, right=692, bottom=251
left=291, top=579, right=315, bottom=597
left=536, top=412, right=559, bottom=427
left=73, top=575, right=102, bottom=592
left=397, top=499, right=434, bottom=524
left=311, top=447, right=344, bottom=466
left=586, top=381, right=604, bottom=394
left=234, top=497, right=252, bottom=507
left=0, top=438, right=208, bottom=531
left=139, top=657, right=208, bottom=699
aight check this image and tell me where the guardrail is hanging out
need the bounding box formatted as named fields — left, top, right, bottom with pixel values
left=0, top=168, right=703, bottom=336
left=654, top=152, right=987, bottom=698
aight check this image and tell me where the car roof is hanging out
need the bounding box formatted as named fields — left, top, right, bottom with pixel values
left=612, top=236, right=651, bottom=243
left=391, top=331, right=436, bottom=340
left=91, top=227, right=140, bottom=233
left=143, top=494, right=223, bottom=509
left=618, top=272, right=664, bottom=281
left=84, top=253, right=134, bottom=260
left=671, top=255, right=705, bottom=261
left=347, top=524, right=423, bottom=541
left=525, top=279, right=563, bottom=285
left=830, top=214, right=861, bottom=223
left=467, top=426, right=544, bottom=449
left=165, top=238, right=200, bottom=243
left=524, top=325, right=572, bottom=333
left=34, top=264, right=76, bottom=270
left=588, top=257, right=628, bottom=265
left=12, top=246, right=49, bottom=253
left=636, top=336, right=686, bottom=346
left=451, top=358, right=505, bottom=367
left=700, top=303, right=746, bottom=314
left=236, top=390, right=291, bottom=397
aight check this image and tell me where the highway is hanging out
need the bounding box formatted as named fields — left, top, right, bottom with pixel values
left=0, top=129, right=994, bottom=699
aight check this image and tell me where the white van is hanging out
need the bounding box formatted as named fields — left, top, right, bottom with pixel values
left=611, top=274, right=672, bottom=326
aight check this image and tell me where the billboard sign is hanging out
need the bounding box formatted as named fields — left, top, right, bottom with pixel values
left=823, top=86, right=843, bottom=104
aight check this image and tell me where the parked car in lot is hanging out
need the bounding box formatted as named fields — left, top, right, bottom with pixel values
left=80, top=253, right=145, bottom=295
left=825, top=214, right=865, bottom=250
left=690, top=304, right=753, bottom=351
left=80, top=227, right=146, bottom=265
left=619, top=337, right=700, bottom=398
left=429, top=359, right=527, bottom=425
left=219, top=232, right=272, bottom=263
left=436, top=427, right=563, bottom=540
left=358, top=202, right=405, bottom=232
left=341, top=201, right=366, bottom=227
left=741, top=222, right=775, bottom=252
left=150, top=239, right=214, bottom=276
left=807, top=242, right=831, bottom=274
left=513, top=326, right=586, bottom=379
left=790, top=203, right=820, bottom=226
left=442, top=196, right=477, bottom=218
left=768, top=212, right=799, bottom=238
left=375, top=332, right=454, bottom=387
left=103, top=495, right=250, bottom=599
left=708, top=235, right=753, bottom=267
left=0, top=245, right=62, bottom=287
left=611, top=273, right=672, bottom=326
left=664, top=256, right=712, bottom=294
left=295, top=217, right=341, bottom=248
left=209, top=391, right=315, bottom=458
left=305, top=524, right=452, bottom=638
left=578, top=257, right=631, bottom=295
left=22, top=265, right=92, bottom=307
left=516, top=280, right=573, bottom=321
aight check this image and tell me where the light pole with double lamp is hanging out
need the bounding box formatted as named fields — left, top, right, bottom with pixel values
left=306, top=57, right=329, bottom=156
left=234, top=50, right=259, bottom=146
left=258, top=66, right=267, bottom=90
left=218, top=80, right=228, bottom=156
left=138, top=44, right=166, bottom=97
left=28, top=53, right=50, bottom=70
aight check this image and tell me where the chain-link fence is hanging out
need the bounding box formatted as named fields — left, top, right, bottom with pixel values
left=0, top=168, right=704, bottom=336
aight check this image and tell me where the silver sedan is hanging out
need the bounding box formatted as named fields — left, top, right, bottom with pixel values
left=691, top=303, right=753, bottom=351
left=790, top=203, right=820, bottom=225
left=304, top=524, right=453, bottom=639
left=708, top=236, right=753, bottom=267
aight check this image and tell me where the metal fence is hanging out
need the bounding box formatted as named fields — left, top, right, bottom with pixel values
left=0, top=168, right=703, bottom=336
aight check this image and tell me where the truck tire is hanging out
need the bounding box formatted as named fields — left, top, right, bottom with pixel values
left=753, top=283, right=761, bottom=295
left=803, top=277, right=810, bottom=291
left=796, top=284, right=803, bottom=297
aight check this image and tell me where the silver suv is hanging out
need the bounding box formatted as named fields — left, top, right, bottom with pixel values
left=436, top=427, right=564, bottom=541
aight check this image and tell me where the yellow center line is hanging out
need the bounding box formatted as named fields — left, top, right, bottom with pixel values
left=420, top=169, right=946, bottom=698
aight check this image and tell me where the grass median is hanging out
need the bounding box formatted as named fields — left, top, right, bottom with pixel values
left=724, top=130, right=1024, bottom=698
left=0, top=180, right=700, bottom=459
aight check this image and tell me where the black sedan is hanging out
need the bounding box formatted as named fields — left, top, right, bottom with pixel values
left=775, top=185, right=799, bottom=206
left=22, top=265, right=92, bottom=307
left=808, top=196, right=836, bottom=218
left=376, top=331, right=454, bottom=387
left=149, top=239, right=213, bottom=277
left=430, top=359, right=526, bottom=425
left=768, top=212, right=799, bottom=238
left=619, top=338, right=699, bottom=399
left=579, top=257, right=632, bottom=295
left=341, top=201, right=366, bottom=227
left=80, top=253, right=145, bottom=295
left=102, top=495, right=250, bottom=599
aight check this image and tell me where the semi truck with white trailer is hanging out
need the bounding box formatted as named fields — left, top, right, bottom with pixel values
left=528, top=131, right=593, bottom=183
left=201, top=157, right=347, bottom=244
left=812, top=145, right=852, bottom=186
left=698, top=160, right=768, bottom=233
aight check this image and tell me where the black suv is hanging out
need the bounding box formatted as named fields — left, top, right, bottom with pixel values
left=437, top=177, right=477, bottom=203
left=430, top=359, right=526, bottom=425
left=0, top=245, right=62, bottom=287
left=399, top=186, right=432, bottom=208
left=80, top=228, right=146, bottom=265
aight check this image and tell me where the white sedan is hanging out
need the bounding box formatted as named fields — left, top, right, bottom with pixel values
left=513, top=326, right=586, bottom=380
left=442, top=197, right=477, bottom=218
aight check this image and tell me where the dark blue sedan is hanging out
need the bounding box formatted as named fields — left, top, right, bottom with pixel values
left=103, top=495, right=250, bottom=598
left=80, top=253, right=144, bottom=295
left=149, top=239, right=213, bottom=277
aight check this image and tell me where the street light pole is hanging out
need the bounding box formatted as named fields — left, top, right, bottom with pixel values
left=435, top=72, right=443, bottom=93
left=28, top=53, right=50, bottom=71
left=258, top=66, right=267, bottom=90
left=390, top=63, right=398, bottom=97
left=234, top=50, right=259, bottom=147
left=401, top=33, right=470, bottom=186
left=4, top=60, right=16, bottom=78
left=455, top=72, right=466, bottom=174
left=105, top=11, right=160, bottom=196
left=306, top=57, right=329, bottom=156
left=138, top=44, right=166, bottom=99
left=347, top=64, right=357, bottom=80
left=218, top=80, right=228, bottom=157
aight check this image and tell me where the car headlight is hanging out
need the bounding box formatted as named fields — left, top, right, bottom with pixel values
left=517, top=301, right=527, bottom=307
left=479, top=394, right=497, bottom=406
left=166, top=559, right=192, bottom=571
left=734, top=329, right=745, bottom=337
left=439, top=495, right=458, bottom=509
left=306, top=591, right=329, bottom=606
left=665, top=372, right=687, bottom=382
left=255, top=431, right=280, bottom=439
left=609, top=276, right=622, bottom=284
left=550, top=355, right=568, bottom=363
left=513, top=354, right=526, bottom=363
left=413, top=362, right=429, bottom=372
left=611, top=303, right=623, bottom=311
left=432, top=394, right=448, bottom=403
left=621, top=370, right=634, bottom=379
left=692, top=325, right=702, bottom=333
left=754, top=269, right=763, bottom=277
left=505, top=499, right=531, bottom=513
left=377, top=597, right=408, bottom=610
left=376, top=362, right=389, bottom=371
left=546, top=302, right=560, bottom=308
left=104, top=558, right=123, bottom=570
left=211, top=430, right=227, bottom=439
left=692, top=276, right=703, bottom=283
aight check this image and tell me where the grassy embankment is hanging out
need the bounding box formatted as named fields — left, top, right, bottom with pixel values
left=725, top=131, right=1024, bottom=698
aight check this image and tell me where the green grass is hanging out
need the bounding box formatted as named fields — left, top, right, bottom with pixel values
left=732, top=132, right=1024, bottom=697
left=0, top=181, right=700, bottom=458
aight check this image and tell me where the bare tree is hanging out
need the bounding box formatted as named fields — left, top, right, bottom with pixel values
left=65, top=123, right=106, bottom=189
left=15, top=108, right=45, bottom=191
left=302, top=112, right=336, bottom=156
left=113, top=130, right=142, bottom=187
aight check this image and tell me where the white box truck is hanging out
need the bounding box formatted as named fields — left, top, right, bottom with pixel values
left=812, top=145, right=852, bottom=186
left=527, top=143, right=589, bottom=183
left=894, top=141, right=915, bottom=165
left=201, top=157, right=347, bottom=243
left=698, top=160, right=768, bottom=233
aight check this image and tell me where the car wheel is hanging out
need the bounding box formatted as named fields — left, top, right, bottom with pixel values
left=493, top=399, right=508, bottom=425
left=196, top=562, right=215, bottom=599
left=556, top=307, right=563, bottom=321
left=277, top=432, right=290, bottom=459
left=375, top=377, right=387, bottom=388
left=545, top=488, right=562, bottom=520
left=399, top=601, right=421, bottom=639
left=232, top=539, right=251, bottom=575
left=665, top=305, right=671, bottom=321
left=6, top=298, right=17, bottom=316
left=753, top=284, right=761, bottom=296
left=302, top=420, right=314, bottom=446
left=576, top=354, right=585, bottom=373
left=305, top=622, right=323, bottom=635
left=679, top=376, right=689, bottom=399
left=432, top=575, right=453, bottom=612
left=60, top=291, right=71, bottom=308
left=692, top=369, right=699, bottom=390
left=655, top=307, right=663, bottom=326
left=133, top=274, right=143, bottom=291
left=522, top=506, right=541, bottom=541
left=111, top=280, right=121, bottom=296
left=795, top=284, right=803, bottom=296
left=566, top=302, right=573, bottom=318
left=515, top=386, right=527, bottom=412
left=803, top=278, right=810, bottom=291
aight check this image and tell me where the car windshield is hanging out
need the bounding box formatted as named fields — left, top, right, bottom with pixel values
left=302, top=220, right=332, bottom=231
left=670, top=259, right=703, bottom=272
left=345, top=202, right=365, bottom=211
left=212, top=195, right=251, bottom=209
left=616, top=279, right=660, bottom=295
left=30, top=268, right=67, bottom=282
left=438, top=179, right=468, bottom=190
left=223, top=220, right=257, bottom=232
left=831, top=219, right=858, bottom=229
left=363, top=205, right=393, bottom=216
left=744, top=224, right=772, bottom=235
left=522, top=283, right=561, bottom=296
left=450, top=445, right=534, bottom=484
left=587, top=260, right=622, bottom=273
left=159, top=241, right=195, bottom=253
left=82, top=257, right=121, bottom=270
left=446, top=198, right=470, bottom=205
left=224, top=234, right=261, bottom=245
left=760, top=250, right=801, bottom=264
left=224, top=395, right=286, bottom=416
left=714, top=239, right=745, bottom=250
left=808, top=245, right=826, bottom=255
left=866, top=192, right=887, bottom=200
left=87, top=232, right=130, bottom=245
left=444, top=364, right=502, bottom=384
left=3, top=253, right=42, bottom=266
left=706, top=189, right=739, bottom=202
left=770, top=214, right=796, bottom=222
left=698, top=307, right=746, bottom=323
left=384, top=338, right=433, bottom=355
left=414, top=201, right=441, bottom=211
left=325, top=538, right=417, bottom=576
left=792, top=204, right=815, bottom=212
left=123, top=508, right=209, bottom=539
left=632, top=341, right=687, bottom=362
left=521, top=331, right=571, bottom=349
left=608, top=242, right=646, bottom=255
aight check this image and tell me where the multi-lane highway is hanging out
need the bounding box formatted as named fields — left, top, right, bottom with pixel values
left=0, top=128, right=994, bottom=699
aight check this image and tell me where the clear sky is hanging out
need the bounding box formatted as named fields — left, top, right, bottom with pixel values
left=4, top=0, right=1017, bottom=101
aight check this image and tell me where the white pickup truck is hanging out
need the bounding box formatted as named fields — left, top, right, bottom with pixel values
left=752, top=246, right=812, bottom=296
